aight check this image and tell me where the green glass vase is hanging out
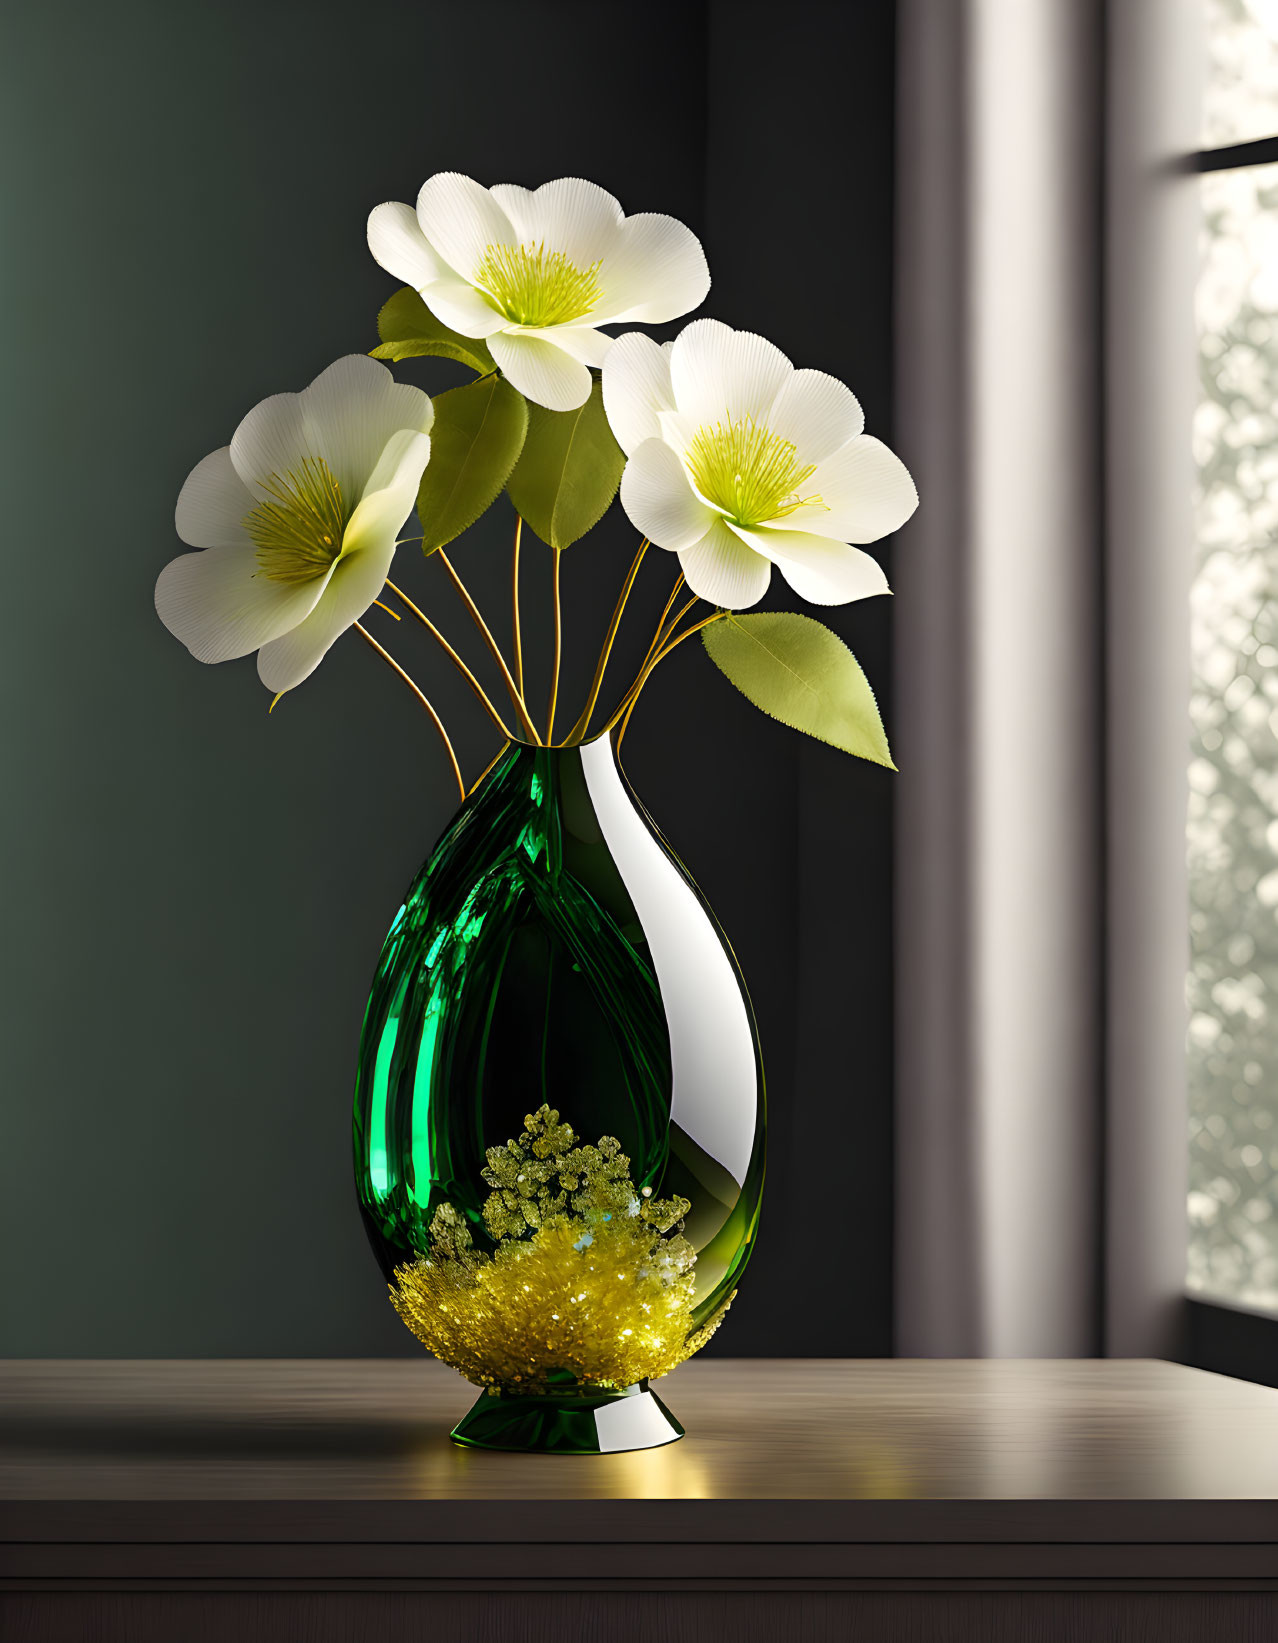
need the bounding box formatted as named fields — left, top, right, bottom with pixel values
left=352, top=732, right=765, bottom=1453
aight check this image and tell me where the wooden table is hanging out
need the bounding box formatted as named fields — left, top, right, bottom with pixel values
left=2, top=1358, right=1276, bottom=1641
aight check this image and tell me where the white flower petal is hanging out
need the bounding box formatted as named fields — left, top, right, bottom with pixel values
left=257, top=541, right=396, bottom=694
left=489, top=183, right=538, bottom=238
left=488, top=331, right=592, bottom=411
left=798, top=436, right=919, bottom=543
left=767, top=369, right=865, bottom=466
left=415, top=172, right=515, bottom=279
left=601, top=333, right=676, bottom=456
left=521, top=324, right=613, bottom=367
left=343, top=429, right=431, bottom=554
left=229, top=390, right=310, bottom=499
left=619, top=439, right=715, bottom=551
left=669, top=319, right=792, bottom=427
left=367, top=201, right=449, bottom=289
left=598, top=213, right=711, bottom=324
left=512, top=176, right=625, bottom=266
left=299, top=355, right=433, bottom=504
left=678, top=516, right=773, bottom=609
left=175, top=447, right=256, bottom=549
left=658, top=408, right=701, bottom=452
left=155, top=543, right=328, bottom=664
left=231, top=357, right=431, bottom=511
left=730, top=524, right=891, bottom=605
left=421, top=278, right=509, bottom=338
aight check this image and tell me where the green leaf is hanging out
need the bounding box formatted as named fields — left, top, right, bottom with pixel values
left=370, top=286, right=495, bottom=375
left=505, top=378, right=625, bottom=551
left=702, top=611, right=896, bottom=769
left=416, top=376, right=529, bottom=553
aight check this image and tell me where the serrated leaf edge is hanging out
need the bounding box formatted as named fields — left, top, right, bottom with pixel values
left=702, top=612, right=896, bottom=770
left=418, top=379, right=528, bottom=553
left=372, top=287, right=495, bottom=375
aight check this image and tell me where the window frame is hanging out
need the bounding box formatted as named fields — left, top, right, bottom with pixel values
left=1181, top=120, right=1278, bottom=1383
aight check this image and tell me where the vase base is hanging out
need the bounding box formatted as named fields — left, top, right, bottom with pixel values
left=450, top=1383, right=684, bottom=1455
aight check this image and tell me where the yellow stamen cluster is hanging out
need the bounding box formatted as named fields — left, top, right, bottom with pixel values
left=244, top=456, right=347, bottom=584
left=389, top=1105, right=734, bottom=1394
left=473, top=240, right=604, bottom=328
left=685, top=416, right=821, bottom=526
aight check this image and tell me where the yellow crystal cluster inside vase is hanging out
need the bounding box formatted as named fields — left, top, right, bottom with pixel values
left=389, top=1105, right=732, bottom=1394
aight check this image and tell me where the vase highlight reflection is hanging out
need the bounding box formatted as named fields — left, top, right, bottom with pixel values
left=353, top=733, right=765, bottom=1453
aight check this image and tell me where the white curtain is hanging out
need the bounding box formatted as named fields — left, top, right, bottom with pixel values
left=894, top=0, right=1200, bottom=1358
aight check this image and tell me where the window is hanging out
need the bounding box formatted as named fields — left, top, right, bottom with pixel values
left=1187, top=0, right=1278, bottom=1312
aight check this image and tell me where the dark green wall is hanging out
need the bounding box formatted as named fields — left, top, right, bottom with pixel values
left=1, top=0, right=897, bottom=1355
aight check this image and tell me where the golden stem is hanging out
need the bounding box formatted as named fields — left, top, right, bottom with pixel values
left=512, top=516, right=525, bottom=698
left=384, top=578, right=512, bottom=739
left=598, top=572, right=686, bottom=748
left=565, top=538, right=650, bottom=745
left=613, top=596, right=697, bottom=754
left=639, top=574, right=687, bottom=678
left=653, top=610, right=723, bottom=665
left=613, top=587, right=694, bottom=721
left=467, top=740, right=511, bottom=798
left=372, top=599, right=401, bottom=620
left=614, top=691, right=640, bottom=759
left=354, top=621, right=465, bottom=802
left=601, top=610, right=726, bottom=739
left=436, top=549, right=542, bottom=744
left=546, top=547, right=562, bottom=743
left=659, top=594, right=700, bottom=649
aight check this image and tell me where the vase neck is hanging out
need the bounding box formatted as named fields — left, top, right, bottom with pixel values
left=495, top=733, right=619, bottom=792
left=504, top=730, right=616, bottom=759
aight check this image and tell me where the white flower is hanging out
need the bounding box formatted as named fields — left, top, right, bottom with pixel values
left=602, top=319, right=918, bottom=609
left=155, top=356, right=432, bottom=694
left=367, top=173, right=710, bottom=413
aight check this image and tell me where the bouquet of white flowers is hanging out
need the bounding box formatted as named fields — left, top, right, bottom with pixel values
left=156, top=171, right=917, bottom=791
